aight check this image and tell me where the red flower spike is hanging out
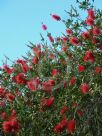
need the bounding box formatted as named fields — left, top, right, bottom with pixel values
left=92, top=26, right=101, bottom=36
left=6, top=93, right=15, bottom=102
left=66, top=28, right=73, bottom=35
left=41, top=97, right=54, bottom=107
left=51, top=69, right=59, bottom=76
left=69, top=77, right=76, bottom=85
left=95, top=67, right=101, bottom=73
left=78, top=65, right=85, bottom=72
left=85, top=18, right=94, bottom=26
left=60, top=106, right=69, bottom=115
left=80, top=83, right=89, bottom=94
left=87, top=9, right=95, bottom=19
left=51, top=14, right=61, bottom=21
left=70, top=37, right=79, bottom=46
left=42, top=24, right=47, bottom=30
left=67, top=119, right=76, bottom=134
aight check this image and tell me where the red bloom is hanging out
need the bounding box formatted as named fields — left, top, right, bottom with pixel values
left=86, top=18, right=94, bottom=26
left=77, top=110, right=84, bottom=117
left=3, top=65, right=13, bottom=75
left=15, top=73, right=26, bottom=85
left=81, top=31, right=90, bottom=39
left=51, top=14, right=61, bottom=21
left=27, top=78, right=40, bottom=91
left=42, top=80, right=54, bottom=93
left=48, top=35, right=54, bottom=43
left=70, top=37, right=79, bottom=46
left=69, top=77, right=76, bottom=85
left=33, top=46, right=41, bottom=58
left=62, top=37, right=68, bottom=43
left=99, top=45, right=102, bottom=51
left=60, top=106, right=69, bottom=115
left=80, top=83, right=89, bottom=94
left=78, top=65, right=85, bottom=72
left=95, top=66, right=101, bottom=73
left=83, top=50, right=95, bottom=63
left=62, top=46, right=67, bottom=52
left=42, top=24, right=47, bottom=30
left=51, top=69, right=59, bottom=76
left=67, top=119, right=76, bottom=134
left=32, top=57, right=39, bottom=64
left=41, top=97, right=54, bottom=107
left=87, top=9, right=95, bottom=19
left=0, top=87, right=5, bottom=97
left=2, top=119, right=20, bottom=134
left=1, top=112, right=7, bottom=120
left=21, top=63, right=29, bottom=73
left=54, top=124, right=63, bottom=133
left=66, top=28, right=73, bottom=35
left=54, top=118, right=68, bottom=133
left=92, top=26, right=101, bottom=36
left=6, top=93, right=15, bottom=102
left=0, top=101, right=5, bottom=107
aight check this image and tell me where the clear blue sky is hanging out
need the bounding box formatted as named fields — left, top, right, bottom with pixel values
left=0, top=0, right=101, bottom=66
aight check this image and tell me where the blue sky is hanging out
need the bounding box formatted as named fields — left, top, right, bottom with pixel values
left=0, top=0, right=101, bottom=66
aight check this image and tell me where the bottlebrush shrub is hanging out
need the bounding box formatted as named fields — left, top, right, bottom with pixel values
left=0, top=0, right=102, bottom=136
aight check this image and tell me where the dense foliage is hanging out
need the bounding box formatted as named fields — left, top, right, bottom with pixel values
left=0, top=0, right=102, bottom=135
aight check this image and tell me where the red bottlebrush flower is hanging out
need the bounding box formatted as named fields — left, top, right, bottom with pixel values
left=51, top=14, right=61, bottom=21
left=16, top=59, right=26, bottom=65
left=54, top=124, right=63, bottom=133
left=49, top=54, right=55, bottom=59
left=69, top=77, right=76, bottom=85
left=11, top=110, right=17, bottom=117
left=27, top=78, right=40, bottom=92
left=70, top=37, right=79, bottom=46
left=41, top=97, right=54, bottom=107
left=95, top=66, right=101, bottom=73
left=92, top=26, right=101, bottom=36
left=80, top=83, right=89, bottom=94
left=51, top=69, right=59, bottom=76
left=1, top=112, right=7, bottom=120
left=15, top=73, right=26, bottom=85
left=83, top=50, right=95, bottom=63
left=0, top=101, right=5, bottom=107
left=62, top=46, right=67, bottom=52
left=78, top=65, right=85, bottom=72
left=60, top=118, right=68, bottom=128
left=6, top=93, right=15, bottom=102
left=92, top=37, right=99, bottom=44
left=63, top=81, right=67, bottom=89
left=0, top=87, right=5, bottom=97
left=99, top=45, right=102, bottom=51
left=87, top=9, right=95, bottom=19
left=54, top=118, right=68, bottom=133
left=2, top=119, right=20, bottom=134
left=60, top=106, right=69, bottom=115
left=21, top=63, right=29, bottom=73
left=48, top=79, right=55, bottom=86
left=42, top=24, right=47, bottom=30
left=48, top=35, right=54, bottom=43
left=66, top=28, right=73, bottom=35
left=42, top=80, right=53, bottom=93
left=77, top=110, right=84, bottom=117
left=3, top=65, right=13, bottom=75
left=81, top=31, right=90, bottom=39
left=62, top=37, right=68, bottom=43
left=33, top=47, right=41, bottom=58
left=85, top=18, right=94, bottom=26
left=67, top=119, right=76, bottom=134
left=32, top=57, right=39, bottom=64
